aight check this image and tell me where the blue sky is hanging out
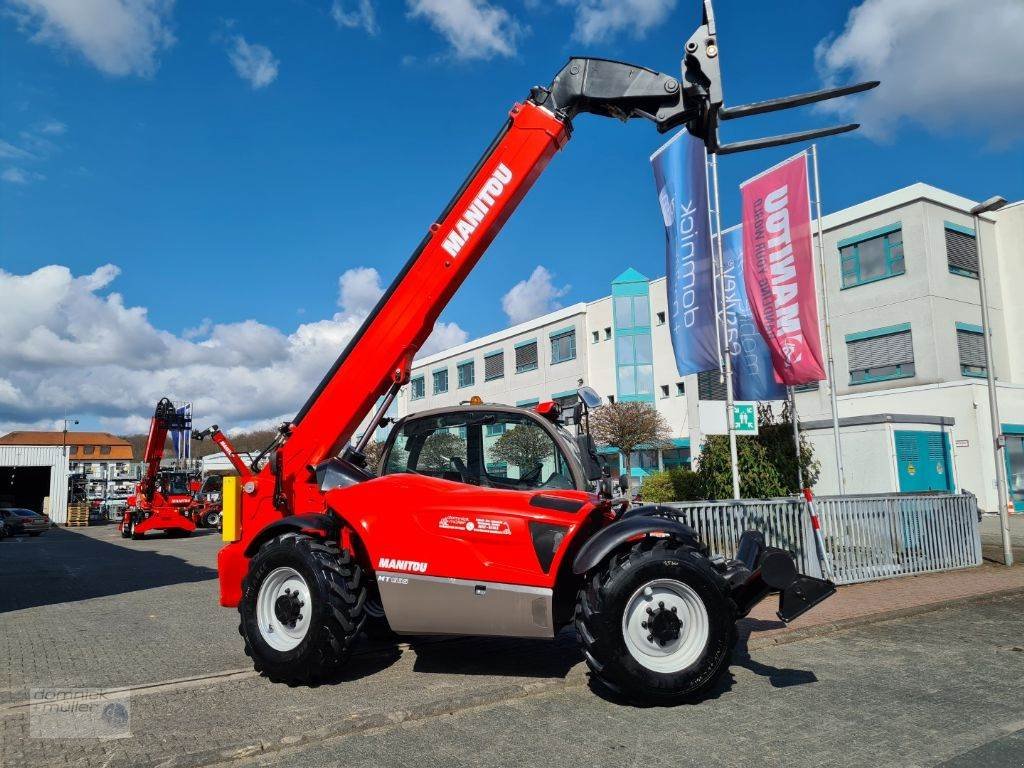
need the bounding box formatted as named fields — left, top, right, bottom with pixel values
left=1, top=0, right=1022, bottom=433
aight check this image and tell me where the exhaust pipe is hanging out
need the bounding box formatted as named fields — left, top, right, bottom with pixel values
left=726, top=531, right=836, bottom=624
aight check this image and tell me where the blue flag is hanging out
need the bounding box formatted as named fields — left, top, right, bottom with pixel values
left=720, top=227, right=786, bottom=401
left=651, top=131, right=719, bottom=377
left=171, top=403, right=192, bottom=460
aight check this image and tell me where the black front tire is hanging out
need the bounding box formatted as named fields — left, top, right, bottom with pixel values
left=575, top=537, right=737, bottom=705
left=239, top=533, right=366, bottom=684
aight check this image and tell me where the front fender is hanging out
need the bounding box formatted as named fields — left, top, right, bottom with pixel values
left=572, top=515, right=701, bottom=575
left=242, top=513, right=339, bottom=558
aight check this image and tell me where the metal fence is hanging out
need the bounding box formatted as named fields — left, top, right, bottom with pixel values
left=664, top=493, right=982, bottom=585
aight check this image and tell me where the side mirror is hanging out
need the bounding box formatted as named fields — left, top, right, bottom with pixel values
left=577, top=386, right=602, bottom=408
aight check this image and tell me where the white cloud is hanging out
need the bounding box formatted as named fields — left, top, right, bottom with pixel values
left=228, top=35, right=279, bottom=90
left=815, top=0, right=1024, bottom=147
left=0, top=263, right=467, bottom=434
left=332, top=0, right=378, bottom=35
left=420, top=321, right=469, bottom=357
left=407, top=0, right=522, bottom=60
left=501, top=266, right=570, bottom=326
left=38, top=119, right=67, bottom=135
left=7, top=0, right=176, bottom=77
left=560, top=0, right=676, bottom=44
left=0, top=139, right=34, bottom=160
left=2, top=168, right=29, bottom=184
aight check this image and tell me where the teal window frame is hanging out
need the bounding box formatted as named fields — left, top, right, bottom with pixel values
left=838, top=223, right=905, bottom=289
left=485, top=423, right=506, bottom=437
left=550, top=327, right=577, bottom=364
left=432, top=367, right=448, bottom=395
left=456, top=359, right=475, bottom=388
left=483, top=350, right=504, bottom=381
left=516, top=398, right=539, bottom=408
left=1003, top=424, right=1024, bottom=511
left=945, top=221, right=979, bottom=279
left=410, top=376, right=425, bottom=400
left=514, top=338, right=539, bottom=374
left=955, top=322, right=987, bottom=378
left=845, top=323, right=915, bottom=385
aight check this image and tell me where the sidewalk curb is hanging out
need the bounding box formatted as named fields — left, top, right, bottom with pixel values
left=744, top=585, right=1024, bottom=651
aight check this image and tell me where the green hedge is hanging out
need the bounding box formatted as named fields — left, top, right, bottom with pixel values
left=640, top=467, right=703, bottom=502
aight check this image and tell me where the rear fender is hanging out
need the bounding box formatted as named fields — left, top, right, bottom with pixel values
left=572, top=515, right=701, bottom=575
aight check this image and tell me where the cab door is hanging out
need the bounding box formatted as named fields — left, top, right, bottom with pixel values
left=355, top=408, right=593, bottom=637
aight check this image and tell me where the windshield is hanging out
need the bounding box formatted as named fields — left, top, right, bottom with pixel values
left=162, top=473, right=190, bottom=495
left=13, top=508, right=38, bottom=517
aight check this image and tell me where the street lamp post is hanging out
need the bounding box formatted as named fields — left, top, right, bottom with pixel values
left=61, top=415, right=79, bottom=459
left=970, top=195, right=1012, bottom=567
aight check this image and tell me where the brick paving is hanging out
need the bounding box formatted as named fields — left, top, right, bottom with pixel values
left=1, top=523, right=1023, bottom=767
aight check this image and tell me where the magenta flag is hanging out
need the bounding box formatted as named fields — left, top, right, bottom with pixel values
left=740, top=153, right=826, bottom=385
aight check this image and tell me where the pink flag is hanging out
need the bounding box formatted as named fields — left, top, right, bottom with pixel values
left=740, top=153, right=826, bottom=385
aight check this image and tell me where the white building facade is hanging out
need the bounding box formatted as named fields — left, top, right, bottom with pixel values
left=388, top=184, right=1023, bottom=513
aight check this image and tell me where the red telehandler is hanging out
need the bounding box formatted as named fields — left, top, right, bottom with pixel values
left=189, top=425, right=255, bottom=529
left=209, top=1, right=877, bottom=703
left=120, top=398, right=196, bottom=539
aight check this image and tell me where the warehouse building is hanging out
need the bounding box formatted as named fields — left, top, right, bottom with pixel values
left=0, top=431, right=136, bottom=523
left=390, top=183, right=1023, bottom=513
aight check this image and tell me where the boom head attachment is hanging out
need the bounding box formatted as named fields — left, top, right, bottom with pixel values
left=534, top=0, right=878, bottom=154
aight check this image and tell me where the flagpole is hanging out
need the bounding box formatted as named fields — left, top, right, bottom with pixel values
left=788, top=386, right=804, bottom=489
left=810, top=144, right=846, bottom=494
left=710, top=152, right=741, bottom=499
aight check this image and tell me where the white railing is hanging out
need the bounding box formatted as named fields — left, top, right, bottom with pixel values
left=664, top=493, right=981, bottom=585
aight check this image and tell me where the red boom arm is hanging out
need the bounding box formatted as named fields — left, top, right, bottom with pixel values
left=138, top=398, right=188, bottom=501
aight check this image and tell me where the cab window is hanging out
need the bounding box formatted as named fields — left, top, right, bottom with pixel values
left=383, top=411, right=576, bottom=491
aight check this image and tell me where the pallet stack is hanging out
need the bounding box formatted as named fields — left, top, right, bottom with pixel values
left=66, top=504, right=90, bottom=527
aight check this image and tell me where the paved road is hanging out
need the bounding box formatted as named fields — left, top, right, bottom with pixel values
left=1, top=525, right=1022, bottom=768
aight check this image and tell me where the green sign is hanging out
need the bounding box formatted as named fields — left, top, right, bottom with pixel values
left=732, top=403, right=758, bottom=435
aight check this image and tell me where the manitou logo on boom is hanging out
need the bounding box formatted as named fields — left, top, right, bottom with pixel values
left=440, top=163, right=513, bottom=258
left=378, top=557, right=428, bottom=574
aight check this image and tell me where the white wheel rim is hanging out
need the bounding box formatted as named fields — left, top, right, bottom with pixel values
left=208, top=513, right=220, bottom=526
left=256, top=567, right=311, bottom=652
left=621, top=578, right=710, bottom=674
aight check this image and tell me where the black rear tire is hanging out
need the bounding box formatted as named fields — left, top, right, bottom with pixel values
left=239, top=533, right=366, bottom=684
left=575, top=537, right=736, bottom=705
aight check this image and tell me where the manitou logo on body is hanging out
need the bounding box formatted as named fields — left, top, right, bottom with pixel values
left=440, top=163, right=513, bottom=259
left=377, top=557, right=428, bottom=574
left=761, top=184, right=805, bottom=364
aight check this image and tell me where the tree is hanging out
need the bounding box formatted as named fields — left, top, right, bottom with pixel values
left=418, top=432, right=467, bottom=471
left=490, top=424, right=553, bottom=474
left=755, top=401, right=820, bottom=493
left=361, top=439, right=386, bottom=475
left=590, top=401, right=673, bottom=495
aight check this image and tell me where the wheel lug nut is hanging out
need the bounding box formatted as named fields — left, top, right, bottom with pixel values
left=646, top=634, right=653, bottom=642
left=671, top=606, right=677, bottom=613
left=658, top=601, right=665, bottom=609
left=646, top=607, right=653, bottom=615
left=641, top=621, right=648, bottom=628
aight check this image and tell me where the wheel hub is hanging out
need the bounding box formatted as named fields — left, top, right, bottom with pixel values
left=273, top=588, right=304, bottom=628
left=643, top=601, right=682, bottom=646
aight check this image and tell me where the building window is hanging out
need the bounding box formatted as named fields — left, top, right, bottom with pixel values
left=614, top=295, right=651, bottom=329
left=795, top=381, right=820, bottom=392
left=433, top=368, right=449, bottom=395
left=616, top=334, right=654, bottom=399
left=656, top=311, right=666, bottom=325
left=516, top=398, right=540, bottom=408
left=550, top=328, right=576, bottom=364
left=83, top=445, right=96, bottom=455
left=457, top=360, right=475, bottom=388
left=485, top=423, right=506, bottom=437
left=662, top=447, right=690, bottom=468
left=945, top=223, right=978, bottom=278
left=592, top=330, right=599, bottom=344
left=675, top=382, right=685, bottom=396
left=485, top=461, right=508, bottom=479
left=659, top=385, right=670, bottom=398
left=846, top=324, right=915, bottom=384
left=604, top=327, right=612, bottom=340
left=839, top=224, right=904, bottom=288
left=629, top=449, right=659, bottom=471
left=956, top=323, right=987, bottom=378
left=697, top=370, right=726, bottom=401
left=100, top=445, right=111, bottom=455
left=483, top=351, right=504, bottom=381
left=514, top=340, right=538, bottom=373
left=69, top=445, right=78, bottom=455
left=410, top=376, right=425, bottom=400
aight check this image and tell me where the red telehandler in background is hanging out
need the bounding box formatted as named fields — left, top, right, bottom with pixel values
left=207, top=1, right=877, bottom=703
left=189, top=425, right=254, bottom=529
left=120, top=398, right=196, bottom=539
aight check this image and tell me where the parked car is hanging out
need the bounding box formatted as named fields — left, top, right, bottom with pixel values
left=0, top=508, right=49, bottom=536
